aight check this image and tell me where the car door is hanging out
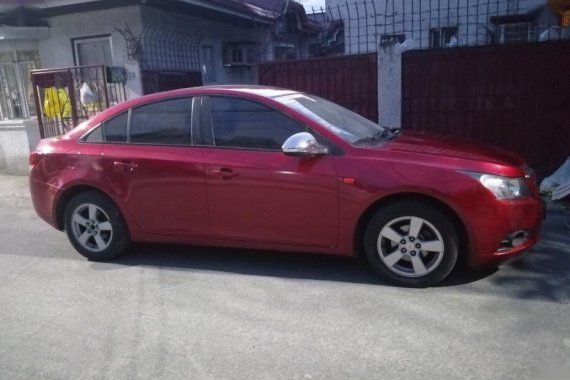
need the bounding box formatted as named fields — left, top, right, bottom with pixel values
left=100, top=97, right=209, bottom=237
left=200, top=95, right=339, bottom=248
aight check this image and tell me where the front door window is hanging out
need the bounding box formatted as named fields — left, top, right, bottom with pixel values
left=210, top=97, right=306, bottom=150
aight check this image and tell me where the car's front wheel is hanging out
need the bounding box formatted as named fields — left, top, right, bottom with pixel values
left=364, top=201, right=460, bottom=287
left=64, top=191, right=130, bottom=261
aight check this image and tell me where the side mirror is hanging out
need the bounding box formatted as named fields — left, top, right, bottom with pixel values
left=282, top=132, right=329, bottom=157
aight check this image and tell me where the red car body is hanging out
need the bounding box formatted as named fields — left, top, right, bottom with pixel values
left=30, top=86, right=543, bottom=269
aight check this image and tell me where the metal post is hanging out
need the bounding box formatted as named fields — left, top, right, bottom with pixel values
left=101, top=65, right=110, bottom=109
left=66, top=69, right=79, bottom=132
left=31, top=73, right=45, bottom=139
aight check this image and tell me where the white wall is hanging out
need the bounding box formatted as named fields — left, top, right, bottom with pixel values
left=0, top=119, right=39, bottom=175
left=326, top=0, right=547, bottom=53
left=39, top=6, right=144, bottom=99
left=0, top=141, right=5, bottom=171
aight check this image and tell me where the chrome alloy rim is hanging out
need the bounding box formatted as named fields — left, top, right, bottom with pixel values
left=377, top=216, right=445, bottom=278
left=71, top=203, right=113, bottom=252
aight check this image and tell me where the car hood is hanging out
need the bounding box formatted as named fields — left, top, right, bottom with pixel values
left=384, top=130, right=524, bottom=167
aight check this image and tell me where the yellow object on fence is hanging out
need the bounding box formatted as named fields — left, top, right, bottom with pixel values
left=563, top=12, right=570, bottom=27
left=548, top=0, right=570, bottom=27
left=43, top=87, right=71, bottom=119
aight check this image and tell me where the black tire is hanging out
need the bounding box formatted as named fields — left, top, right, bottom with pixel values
left=364, top=201, right=459, bottom=287
left=64, top=191, right=130, bottom=261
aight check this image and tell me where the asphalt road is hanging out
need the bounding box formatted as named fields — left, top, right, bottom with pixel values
left=0, top=174, right=569, bottom=380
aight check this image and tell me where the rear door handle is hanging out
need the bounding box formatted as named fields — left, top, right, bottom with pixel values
left=209, top=167, right=238, bottom=180
left=113, top=161, right=138, bottom=172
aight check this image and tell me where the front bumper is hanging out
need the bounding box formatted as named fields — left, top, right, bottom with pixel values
left=467, top=196, right=544, bottom=268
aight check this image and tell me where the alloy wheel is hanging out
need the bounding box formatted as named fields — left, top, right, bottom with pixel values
left=71, top=203, right=113, bottom=253
left=377, top=216, right=445, bottom=278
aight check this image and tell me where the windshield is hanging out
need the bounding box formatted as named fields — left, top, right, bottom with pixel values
left=273, top=93, right=387, bottom=144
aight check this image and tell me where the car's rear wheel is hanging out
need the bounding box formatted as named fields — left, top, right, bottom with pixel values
left=364, top=201, right=459, bottom=287
left=64, top=191, right=130, bottom=261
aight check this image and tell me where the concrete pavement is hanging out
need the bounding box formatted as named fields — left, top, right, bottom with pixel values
left=0, top=173, right=569, bottom=380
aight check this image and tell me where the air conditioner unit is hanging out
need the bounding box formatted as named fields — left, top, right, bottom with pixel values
left=223, top=43, right=256, bottom=67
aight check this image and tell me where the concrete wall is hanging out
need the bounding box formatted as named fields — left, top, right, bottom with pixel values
left=39, top=6, right=144, bottom=100
left=0, top=142, right=5, bottom=171
left=0, top=119, right=39, bottom=175
left=377, top=42, right=402, bottom=128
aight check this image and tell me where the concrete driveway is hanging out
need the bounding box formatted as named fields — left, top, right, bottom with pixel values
left=0, top=174, right=569, bottom=380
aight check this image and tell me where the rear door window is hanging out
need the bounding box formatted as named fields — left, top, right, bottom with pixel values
left=130, top=98, right=192, bottom=145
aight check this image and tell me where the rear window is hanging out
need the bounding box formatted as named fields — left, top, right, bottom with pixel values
left=83, top=126, right=103, bottom=143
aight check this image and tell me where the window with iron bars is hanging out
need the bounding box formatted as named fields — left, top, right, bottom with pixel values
left=430, top=27, right=459, bottom=48
left=497, top=22, right=536, bottom=44
left=0, top=50, right=41, bottom=120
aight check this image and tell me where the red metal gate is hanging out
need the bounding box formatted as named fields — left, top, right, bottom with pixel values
left=259, top=53, right=378, bottom=122
left=402, top=41, right=570, bottom=177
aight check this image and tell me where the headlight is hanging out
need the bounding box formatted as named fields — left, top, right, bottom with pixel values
left=465, top=172, right=531, bottom=200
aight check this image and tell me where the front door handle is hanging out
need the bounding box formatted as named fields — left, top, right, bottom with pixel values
left=113, top=161, right=138, bottom=172
left=209, top=167, right=238, bottom=180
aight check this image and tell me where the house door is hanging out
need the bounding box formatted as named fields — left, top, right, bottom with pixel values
left=73, top=36, right=113, bottom=66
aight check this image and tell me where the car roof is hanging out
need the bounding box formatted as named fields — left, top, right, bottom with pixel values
left=197, top=85, right=299, bottom=98
left=139, top=85, right=299, bottom=103
left=86, top=85, right=299, bottom=126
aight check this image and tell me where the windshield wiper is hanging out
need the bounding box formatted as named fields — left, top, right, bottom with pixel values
left=353, top=128, right=399, bottom=145
left=385, top=127, right=401, bottom=140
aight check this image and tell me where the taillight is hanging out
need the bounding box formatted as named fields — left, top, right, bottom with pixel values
left=29, top=152, right=44, bottom=168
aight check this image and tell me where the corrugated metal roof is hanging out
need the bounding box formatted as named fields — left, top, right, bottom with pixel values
left=239, top=0, right=287, bottom=14
left=200, top=0, right=287, bottom=20
left=220, top=0, right=320, bottom=31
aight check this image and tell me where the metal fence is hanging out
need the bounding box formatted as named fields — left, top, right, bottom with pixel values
left=259, top=53, right=378, bottom=121
left=31, top=65, right=127, bottom=138
left=402, top=39, right=570, bottom=177
left=307, top=0, right=568, bottom=54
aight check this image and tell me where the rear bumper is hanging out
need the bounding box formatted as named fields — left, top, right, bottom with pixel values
left=29, top=174, right=60, bottom=229
left=467, top=197, right=543, bottom=268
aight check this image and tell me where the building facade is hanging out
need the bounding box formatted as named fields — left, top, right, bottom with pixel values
left=324, top=0, right=560, bottom=54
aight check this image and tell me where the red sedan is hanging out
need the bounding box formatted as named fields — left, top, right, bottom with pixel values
left=29, top=86, right=543, bottom=286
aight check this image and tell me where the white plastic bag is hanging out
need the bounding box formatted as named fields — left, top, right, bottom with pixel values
left=541, top=158, right=570, bottom=200
left=80, top=82, right=98, bottom=106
